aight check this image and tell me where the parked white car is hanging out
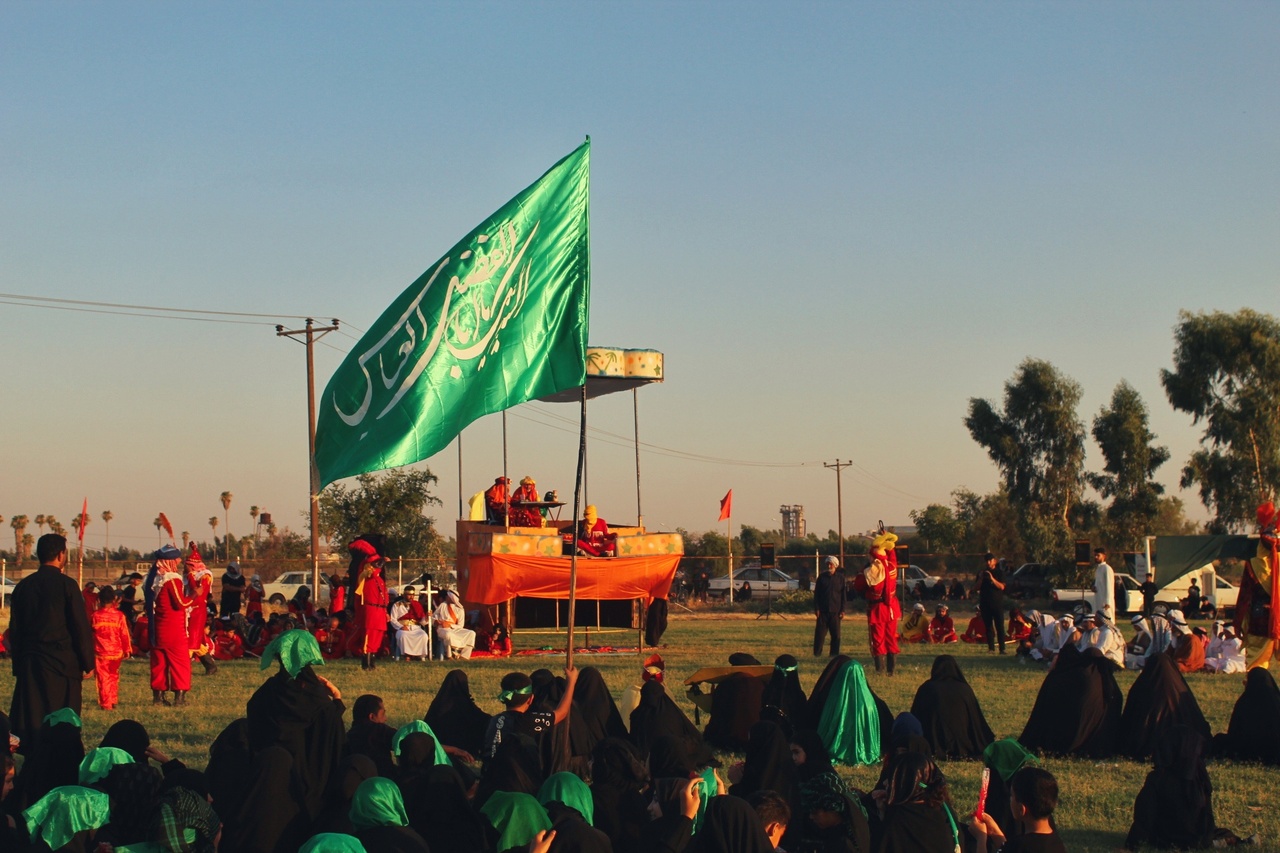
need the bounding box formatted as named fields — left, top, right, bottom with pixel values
left=707, top=566, right=799, bottom=600
left=900, top=564, right=942, bottom=590
left=1052, top=572, right=1144, bottom=616
left=263, top=570, right=333, bottom=607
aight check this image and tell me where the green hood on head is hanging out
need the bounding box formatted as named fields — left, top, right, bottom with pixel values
left=481, top=791, right=553, bottom=852
left=349, top=777, right=409, bottom=830
left=260, top=629, right=325, bottom=678
left=78, top=747, right=135, bottom=786
left=23, top=786, right=111, bottom=851
left=817, top=659, right=881, bottom=767
left=538, top=771, right=595, bottom=826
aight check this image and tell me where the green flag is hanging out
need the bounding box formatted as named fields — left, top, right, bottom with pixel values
left=316, top=141, right=590, bottom=488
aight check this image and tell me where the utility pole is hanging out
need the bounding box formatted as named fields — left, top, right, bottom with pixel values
left=824, top=459, right=851, bottom=568
left=277, top=318, right=340, bottom=601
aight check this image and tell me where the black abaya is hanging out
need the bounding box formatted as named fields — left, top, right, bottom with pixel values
left=909, top=655, right=995, bottom=759
left=1125, top=725, right=1217, bottom=850
left=425, top=669, right=493, bottom=757
left=589, top=738, right=650, bottom=853
left=1118, top=652, right=1211, bottom=760
left=572, top=667, right=628, bottom=757
left=245, top=666, right=347, bottom=821
left=1218, top=667, right=1280, bottom=765
left=761, top=654, right=809, bottom=732
left=421, top=764, right=491, bottom=853
left=703, top=672, right=767, bottom=751
left=1019, top=645, right=1122, bottom=758
left=691, top=794, right=775, bottom=853
left=630, top=680, right=702, bottom=758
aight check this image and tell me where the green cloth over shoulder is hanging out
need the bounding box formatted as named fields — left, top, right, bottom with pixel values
left=817, top=659, right=881, bottom=766
left=480, top=791, right=553, bottom=851
left=260, top=629, right=325, bottom=678
left=42, top=708, right=83, bottom=729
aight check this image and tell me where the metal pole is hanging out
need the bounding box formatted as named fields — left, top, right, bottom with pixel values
left=727, top=517, right=734, bottom=605
left=567, top=383, right=587, bottom=669
left=457, top=433, right=464, bottom=520
left=633, top=388, right=643, bottom=529
left=502, top=411, right=510, bottom=528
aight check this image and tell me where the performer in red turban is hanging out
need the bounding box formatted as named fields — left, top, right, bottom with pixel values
left=147, top=545, right=194, bottom=705
left=185, top=545, right=218, bottom=676
left=350, top=537, right=389, bottom=670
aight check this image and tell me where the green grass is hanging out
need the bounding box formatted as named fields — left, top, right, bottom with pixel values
left=3, top=613, right=1276, bottom=851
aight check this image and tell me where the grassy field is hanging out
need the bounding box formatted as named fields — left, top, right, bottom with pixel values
left=3, top=612, right=1275, bottom=851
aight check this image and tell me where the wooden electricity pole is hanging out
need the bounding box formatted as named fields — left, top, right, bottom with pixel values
left=824, top=459, right=851, bottom=568
left=277, top=318, right=340, bottom=600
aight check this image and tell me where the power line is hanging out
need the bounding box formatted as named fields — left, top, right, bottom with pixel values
left=0, top=291, right=317, bottom=320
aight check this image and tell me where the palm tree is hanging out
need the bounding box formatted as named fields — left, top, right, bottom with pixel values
left=249, top=505, right=260, bottom=541
left=209, top=517, right=220, bottom=560
left=21, top=533, right=33, bottom=561
left=182, top=531, right=191, bottom=550
left=10, top=515, right=28, bottom=566
left=34, top=514, right=46, bottom=536
left=46, top=516, right=60, bottom=538
left=153, top=516, right=163, bottom=547
left=101, top=511, right=113, bottom=568
left=221, top=491, right=233, bottom=559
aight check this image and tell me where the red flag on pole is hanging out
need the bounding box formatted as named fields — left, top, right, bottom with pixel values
left=78, top=498, right=88, bottom=543
left=718, top=490, right=733, bottom=522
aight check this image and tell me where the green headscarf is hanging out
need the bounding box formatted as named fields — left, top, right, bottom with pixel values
left=259, top=628, right=325, bottom=678
left=42, top=708, right=83, bottom=728
left=391, top=720, right=449, bottom=766
left=299, top=832, right=370, bottom=853
left=23, top=785, right=111, bottom=851
left=537, top=771, right=594, bottom=825
left=480, top=791, right=553, bottom=851
left=78, top=747, right=135, bottom=786
left=983, top=737, right=1038, bottom=782
left=349, top=777, right=409, bottom=830
left=817, top=659, right=881, bottom=767
left=112, top=843, right=166, bottom=852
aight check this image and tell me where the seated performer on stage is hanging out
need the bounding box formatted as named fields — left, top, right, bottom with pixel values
left=573, top=505, right=617, bottom=557
left=899, top=603, right=929, bottom=644
left=509, top=476, right=543, bottom=527
left=484, top=476, right=511, bottom=525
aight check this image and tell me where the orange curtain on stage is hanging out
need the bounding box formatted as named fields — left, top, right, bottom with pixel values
left=465, top=553, right=679, bottom=605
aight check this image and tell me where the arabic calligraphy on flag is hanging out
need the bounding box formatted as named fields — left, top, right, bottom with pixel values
left=316, top=140, right=591, bottom=488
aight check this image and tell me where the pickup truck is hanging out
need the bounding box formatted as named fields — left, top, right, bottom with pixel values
left=1051, top=572, right=1145, bottom=617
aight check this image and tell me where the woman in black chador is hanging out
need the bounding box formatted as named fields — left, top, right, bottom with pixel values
left=909, top=655, right=995, bottom=758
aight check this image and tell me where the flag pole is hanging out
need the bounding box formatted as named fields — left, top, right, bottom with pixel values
left=727, top=514, right=734, bottom=605
left=567, top=382, right=586, bottom=669
left=502, top=411, right=510, bottom=528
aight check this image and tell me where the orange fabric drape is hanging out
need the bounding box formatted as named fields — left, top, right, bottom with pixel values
left=465, top=553, right=678, bottom=605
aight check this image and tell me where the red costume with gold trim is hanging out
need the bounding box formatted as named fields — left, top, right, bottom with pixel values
left=857, top=531, right=901, bottom=671
left=1237, top=501, right=1280, bottom=671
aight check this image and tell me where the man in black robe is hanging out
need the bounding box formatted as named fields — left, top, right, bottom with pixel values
left=8, top=534, right=95, bottom=745
left=813, top=556, right=846, bottom=657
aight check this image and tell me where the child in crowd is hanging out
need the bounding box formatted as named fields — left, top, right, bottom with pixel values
left=91, top=586, right=132, bottom=710
left=316, top=614, right=348, bottom=660
left=746, top=790, right=791, bottom=851
left=969, top=766, right=1066, bottom=853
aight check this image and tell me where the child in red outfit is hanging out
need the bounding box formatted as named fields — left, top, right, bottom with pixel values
left=92, top=587, right=132, bottom=710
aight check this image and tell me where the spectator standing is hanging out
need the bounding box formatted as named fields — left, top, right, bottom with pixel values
left=975, top=553, right=1008, bottom=654
left=812, top=556, right=846, bottom=657
left=8, top=534, right=95, bottom=744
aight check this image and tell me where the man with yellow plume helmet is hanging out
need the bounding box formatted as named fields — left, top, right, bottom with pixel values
left=573, top=505, right=616, bottom=557
left=857, top=529, right=902, bottom=675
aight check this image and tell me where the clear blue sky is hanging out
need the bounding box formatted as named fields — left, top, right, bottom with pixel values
left=2, top=2, right=1276, bottom=555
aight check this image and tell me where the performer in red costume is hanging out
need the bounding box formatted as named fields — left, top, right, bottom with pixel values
left=147, top=544, right=194, bottom=705
left=1237, top=501, right=1280, bottom=671
left=858, top=529, right=901, bottom=675
left=185, top=545, right=218, bottom=676
left=573, top=505, right=617, bottom=556
left=350, top=536, right=390, bottom=670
